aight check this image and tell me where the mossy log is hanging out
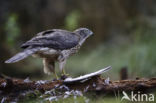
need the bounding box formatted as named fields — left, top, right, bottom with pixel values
left=0, top=66, right=156, bottom=102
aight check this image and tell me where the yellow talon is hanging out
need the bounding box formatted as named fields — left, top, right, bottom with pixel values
left=54, top=72, right=58, bottom=79
left=62, top=69, right=69, bottom=76
left=62, top=69, right=66, bottom=75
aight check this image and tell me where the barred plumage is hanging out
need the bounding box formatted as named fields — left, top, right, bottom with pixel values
left=5, top=28, right=93, bottom=78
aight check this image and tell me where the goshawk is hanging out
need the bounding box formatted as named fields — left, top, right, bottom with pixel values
left=5, top=28, right=93, bottom=78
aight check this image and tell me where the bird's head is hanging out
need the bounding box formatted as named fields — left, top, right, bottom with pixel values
left=74, top=28, right=93, bottom=45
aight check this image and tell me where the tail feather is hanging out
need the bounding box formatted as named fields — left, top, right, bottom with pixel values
left=5, top=48, right=39, bottom=63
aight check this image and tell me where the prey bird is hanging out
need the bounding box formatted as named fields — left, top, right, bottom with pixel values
left=5, top=28, right=93, bottom=78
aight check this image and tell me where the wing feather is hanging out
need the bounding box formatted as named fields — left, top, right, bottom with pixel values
left=21, top=30, right=80, bottom=50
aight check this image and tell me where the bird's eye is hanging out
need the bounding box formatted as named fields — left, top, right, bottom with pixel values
left=83, top=30, right=89, bottom=34
left=85, top=30, right=93, bottom=35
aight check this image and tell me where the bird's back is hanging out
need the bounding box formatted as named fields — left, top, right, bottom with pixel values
left=21, top=29, right=80, bottom=50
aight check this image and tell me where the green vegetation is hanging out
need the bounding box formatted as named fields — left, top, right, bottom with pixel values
left=5, top=14, right=20, bottom=47
left=20, top=94, right=122, bottom=103
left=64, top=10, right=81, bottom=30
left=19, top=90, right=156, bottom=103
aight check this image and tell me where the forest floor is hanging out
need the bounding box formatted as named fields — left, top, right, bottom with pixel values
left=0, top=71, right=156, bottom=102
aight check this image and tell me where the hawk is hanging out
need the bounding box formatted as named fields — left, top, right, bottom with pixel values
left=5, top=28, right=93, bottom=79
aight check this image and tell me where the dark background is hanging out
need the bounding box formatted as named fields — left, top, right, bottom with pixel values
left=0, top=0, right=156, bottom=80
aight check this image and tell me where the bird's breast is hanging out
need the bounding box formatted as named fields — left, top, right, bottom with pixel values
left=61, top=45, right=80, bottom=58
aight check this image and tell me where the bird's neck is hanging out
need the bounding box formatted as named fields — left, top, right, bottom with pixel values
left=79, top=37, right=87, bottom=46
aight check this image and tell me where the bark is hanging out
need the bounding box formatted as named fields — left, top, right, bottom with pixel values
left=0, top=67, right=156, bottom=102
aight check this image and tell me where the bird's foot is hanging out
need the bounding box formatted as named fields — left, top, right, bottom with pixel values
left=52, top=78, right=58, bottom=81
left=61, top=74, right=70, bottom=80
left=53, top=72, right=59, bottom=80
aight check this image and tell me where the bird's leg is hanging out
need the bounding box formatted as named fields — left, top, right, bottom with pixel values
left=59, top=60, right=69, bottom=76
left=50, top=61, right=58, bottom=80
left=53, top=70, right=58, bottom=80
left=43, top=58, right=59, bottom=80
left=62, top=68, right=66, bottom=75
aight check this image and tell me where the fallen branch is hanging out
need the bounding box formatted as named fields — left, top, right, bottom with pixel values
left=0, top=66, right=156, bottom=102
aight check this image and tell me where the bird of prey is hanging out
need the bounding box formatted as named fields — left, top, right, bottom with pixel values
left=5, top=28, right=93, bottom=79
